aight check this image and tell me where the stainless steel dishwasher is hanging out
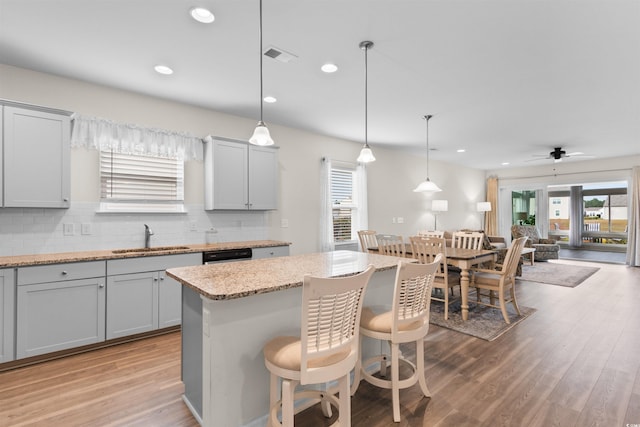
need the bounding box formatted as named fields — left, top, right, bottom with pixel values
left=182, top=247, right=253, bottom=421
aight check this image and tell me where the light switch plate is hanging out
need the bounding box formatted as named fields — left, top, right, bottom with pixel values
left=63, top=223, right=75, bottom=236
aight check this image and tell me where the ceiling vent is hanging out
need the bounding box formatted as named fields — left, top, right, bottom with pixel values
left=263, top=45, right=298, bottom=63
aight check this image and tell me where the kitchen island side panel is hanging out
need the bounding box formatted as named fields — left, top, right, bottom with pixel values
left=196, top=267, right=396, bottom=427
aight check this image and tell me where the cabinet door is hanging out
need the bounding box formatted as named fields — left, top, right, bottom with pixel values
left=0, top=269, right=15, bottom=363
left=106, top=272, right=158, bottom=339
left=158, top=271, right=181, bottom=328
left=3, top=106, right=71, bottom=208
left=16, top=278, right=105, bottom=359
left=248, top=145, right=278, bottom=210
left=206, top=139, right=248, bottom=210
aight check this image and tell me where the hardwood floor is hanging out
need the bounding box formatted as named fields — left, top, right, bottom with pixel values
left=1, top=260, right=639, bottom=427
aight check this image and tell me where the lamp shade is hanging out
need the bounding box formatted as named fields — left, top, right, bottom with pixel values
left=357, top=145, right=376, bottom=163
left=249, top=121, right=274, bottom=146
left=413, top=178, right=442, bottom=193
left=432, top=199, right=448, bottom=212
left=477, top=202, right=491, bottom=212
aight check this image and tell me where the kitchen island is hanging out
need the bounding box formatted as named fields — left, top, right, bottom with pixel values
left=166, top=250, right=411, bottom=427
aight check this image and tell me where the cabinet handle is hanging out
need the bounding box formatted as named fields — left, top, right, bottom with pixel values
left=61, top=270, right=68, bottom=275
left=63, top=198, right=69, bottom=202
left=154, top=277, right=158, bottom=281
left=160, top=277, right=164, bottom=281
left=99, top=283, right=105, bottom=288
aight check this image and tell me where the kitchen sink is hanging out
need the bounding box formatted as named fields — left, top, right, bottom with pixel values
left=112, top=246, right=190, bottom=254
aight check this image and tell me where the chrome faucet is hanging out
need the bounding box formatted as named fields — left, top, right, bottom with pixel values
left=144, top=224, right=154, bottom=248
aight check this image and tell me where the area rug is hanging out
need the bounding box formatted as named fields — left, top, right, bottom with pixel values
left=429, top=300, right=536, bottom=341
left=519, top=261, right=600, bottom=287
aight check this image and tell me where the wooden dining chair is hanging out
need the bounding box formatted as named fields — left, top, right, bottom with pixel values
left=452, top=231, right=484, bottom=250
left=410, top=235, right=460, bottom=320
left=357, top=230, right=378, bottom=253
left=470, top=236, right=528, bottom=324
left=350, top=257, right=441, bottom=422
left=263, top=265, right=375, bottom=427
left=375, top=234, right=406, bottom=257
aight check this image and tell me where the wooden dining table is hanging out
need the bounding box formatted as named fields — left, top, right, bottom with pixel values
left=372, top=244, right=497, bottom=321
left=441, top=247, right=497, bottom=320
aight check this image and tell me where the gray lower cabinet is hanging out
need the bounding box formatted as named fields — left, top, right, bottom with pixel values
left=0, top=268, right=15, bottom=363
left=106, top=253, right=200, bottom=339
left=252, top=245, right=290, bottom=259
left=16, top=261, right=106, bottom=359
left=106, top=271, right=158, bottom=339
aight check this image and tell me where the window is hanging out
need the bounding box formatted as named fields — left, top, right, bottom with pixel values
left=331, top=167, right=357, bottom=243
left=99, top=150, right=185, bottom=213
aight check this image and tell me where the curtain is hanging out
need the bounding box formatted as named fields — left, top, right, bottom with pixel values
left=320, top=158, right=335, bottom=252
left=626, top=166, right=640, bottom=266
left=354, top=163, right=369, bottom=233
left=71, top=114, right=203, bottom=161
left=484, top=176, right=498, bottom=235
left=569, top=185, right=583, bottom=247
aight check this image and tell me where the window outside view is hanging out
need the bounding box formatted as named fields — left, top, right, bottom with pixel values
left=548, top=183, right=628, bottom=250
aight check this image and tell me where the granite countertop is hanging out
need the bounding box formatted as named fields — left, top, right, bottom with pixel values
left=0, top=240, right=291, bottom=268
left=166, top=250, right=414, bottom=301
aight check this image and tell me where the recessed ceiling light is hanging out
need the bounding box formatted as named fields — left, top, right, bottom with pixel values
left=154, top=65, right=174, bottom=75
left=264, top=96, right=277, bottom=103
left=501, top=162, right=510, bottom=166
left=457, top=149, right=466, bottom=153
left=190, top=7, right=215, bottom=23
left=321, top=63, right=338, bottom=73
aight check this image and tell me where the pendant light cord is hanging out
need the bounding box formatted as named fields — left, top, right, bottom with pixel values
left=364, top=44, right=368, bottom=147
left=424, top=114, right=432, bottom=177
left=259, top=0, right=264, bottom=122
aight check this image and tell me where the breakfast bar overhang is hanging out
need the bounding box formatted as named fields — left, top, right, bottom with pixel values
left=166, top=250, right=410, bottom=427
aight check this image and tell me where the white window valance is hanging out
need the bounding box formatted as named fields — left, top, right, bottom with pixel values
left=70, top=114, right=203, bottom=161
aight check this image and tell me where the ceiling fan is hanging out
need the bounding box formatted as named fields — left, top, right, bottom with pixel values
left=529, top=147, right=594, bottom=163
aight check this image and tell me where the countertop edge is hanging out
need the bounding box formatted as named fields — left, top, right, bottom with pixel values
left=167, top=251, right=412, bottom=301
left=0, top=240, right=292, bottom=268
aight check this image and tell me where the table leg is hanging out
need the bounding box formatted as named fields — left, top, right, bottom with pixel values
left=460, top=267, right=470, bottom=321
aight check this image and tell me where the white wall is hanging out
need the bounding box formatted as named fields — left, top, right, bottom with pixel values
left=0, top=64, right=487, bottom=256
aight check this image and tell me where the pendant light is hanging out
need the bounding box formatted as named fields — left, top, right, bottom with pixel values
left=356, top=41, right=376, bottom=163
left=413, top=115, right=442, bottom=193
left=249, top=0, right=274, bottom=146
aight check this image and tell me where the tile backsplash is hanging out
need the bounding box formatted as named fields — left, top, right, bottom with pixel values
left=0, top=202, right=269, bottom=256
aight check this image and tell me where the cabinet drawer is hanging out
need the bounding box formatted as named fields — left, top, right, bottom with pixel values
left=252, top=246, right=290, bottom=259
left=17, top=261, right=106, bottom=285
left=107, top=253, right=201, bottom=276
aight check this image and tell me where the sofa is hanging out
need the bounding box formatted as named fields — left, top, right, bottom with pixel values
left=511, top=224, right=560, bottom=261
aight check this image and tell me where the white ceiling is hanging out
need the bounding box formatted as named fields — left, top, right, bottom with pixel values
left=1, top=0, right=639, bottom=170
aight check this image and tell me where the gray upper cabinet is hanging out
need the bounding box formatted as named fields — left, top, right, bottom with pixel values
left=1, top=101, right=72, bottom=208
left=204, top=136, right=278, bottom=210
left=0, top=268, right=15, bottom=363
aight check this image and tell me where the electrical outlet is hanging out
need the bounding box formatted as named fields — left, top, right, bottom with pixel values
left=189, top=220, right=197, bottom=231
left=392, top=217, right=396, bottom=223
left=81, top=223, right=92, bottom=235
left=397, top=217, right=404, bottom=224
left=63, top=223, right=75, bottom=236
left=281, top=219, right=289, bottom=228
